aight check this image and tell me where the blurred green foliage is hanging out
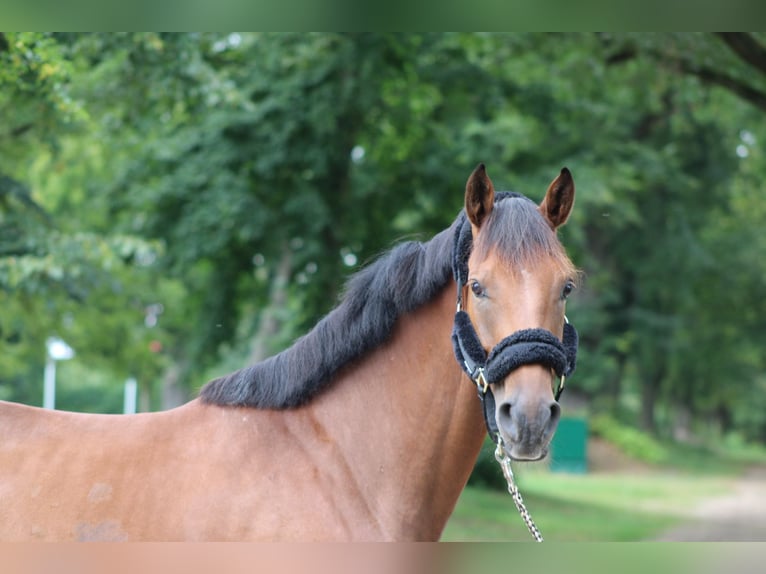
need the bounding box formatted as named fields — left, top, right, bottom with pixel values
left=2, top=33, right=766, bottom=446
left=467, top=437, right=506, bottom=490
left=590, top=414, right=669, bottom=464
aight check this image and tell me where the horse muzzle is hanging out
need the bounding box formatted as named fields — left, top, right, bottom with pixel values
left=493, top=369, right=561, bottom=461
left=451, top=309, right=576, bottom=457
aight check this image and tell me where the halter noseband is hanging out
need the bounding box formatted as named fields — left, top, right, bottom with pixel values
left=450, top=192, right=579, bottom=443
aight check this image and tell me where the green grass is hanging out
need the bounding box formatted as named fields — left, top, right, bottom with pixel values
left=443, top=485, right=672, bottom=541
left=442, top=437, right=766, bottom=542
left=658, top=440, right=766, bottom=475
left=442, top=469, right=733, bottom=541
left=442, top=422, right=766, bottom=542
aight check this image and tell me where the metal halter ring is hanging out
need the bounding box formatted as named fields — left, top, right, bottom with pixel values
left=555, top=374, right=566, bottom=401
left=472, top=366, right=489, bottom=394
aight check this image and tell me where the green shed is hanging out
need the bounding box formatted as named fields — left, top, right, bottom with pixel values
left=550, top=417, right=588, bottom=473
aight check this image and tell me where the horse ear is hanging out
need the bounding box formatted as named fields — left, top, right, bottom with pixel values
left=539, top=167, right=575, bottom=230
left=465, top=163, right=495, bottom=230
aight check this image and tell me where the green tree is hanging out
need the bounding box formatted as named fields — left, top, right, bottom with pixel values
left=3, top=33, right=765, bottom=445
left=0, top=33, right=166, bottom=408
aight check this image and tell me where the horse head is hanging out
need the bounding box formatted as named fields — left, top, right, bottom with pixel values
left=458, top=163, right=577, bottom=461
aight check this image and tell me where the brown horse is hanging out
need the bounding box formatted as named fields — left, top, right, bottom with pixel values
left=0, top=164, right=577, bottom=541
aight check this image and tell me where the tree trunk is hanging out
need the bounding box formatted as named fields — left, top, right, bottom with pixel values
left=606, top=350, right=628, bottom=412
left=640, top=374, right=661, bottom=435
left=160, top=361, right=189, bottom=410
left=672, top=403, right=693, bottom=443
left=248, top=244, right=293, bottom=364
left=714, top=403, right=734, bottom=436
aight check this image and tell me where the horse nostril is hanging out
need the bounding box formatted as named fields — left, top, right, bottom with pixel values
left=497, top=402, right=519, bottom=442
left=498, top=402, right=512, bottom=424
left=550, top=401, right=561, bottom=422
left=547, top=401, right=561, bottom=433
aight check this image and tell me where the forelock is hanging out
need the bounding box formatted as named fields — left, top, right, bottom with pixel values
left=474, top=197, right=577, bottom=279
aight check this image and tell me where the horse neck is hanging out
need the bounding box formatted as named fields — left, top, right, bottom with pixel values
left=308, top=283, right=486, bottom=540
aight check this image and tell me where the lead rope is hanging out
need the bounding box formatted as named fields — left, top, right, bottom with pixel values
left=494, top=438, right=544, bottom=542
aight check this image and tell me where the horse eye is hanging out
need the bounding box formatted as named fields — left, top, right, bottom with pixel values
left=562, top=281, right=575, bottom=300
left=470, top=280, right=486, bottom=298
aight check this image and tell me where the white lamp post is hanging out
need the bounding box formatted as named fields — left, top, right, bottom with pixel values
left=124, top=377, right=138, bottom=414
left=43, top=337, right=75, bottom=410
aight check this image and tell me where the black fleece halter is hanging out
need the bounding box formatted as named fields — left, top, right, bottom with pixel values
left=450, top=192, right=579, bottom=442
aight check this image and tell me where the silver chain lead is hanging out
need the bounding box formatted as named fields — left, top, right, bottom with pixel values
left=494, top=439, right=544, bottom=542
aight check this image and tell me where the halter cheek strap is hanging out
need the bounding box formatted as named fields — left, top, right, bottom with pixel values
left=450, top=193, right=579, bottom=443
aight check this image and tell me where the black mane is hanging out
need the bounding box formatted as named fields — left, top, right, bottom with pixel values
left=199, top=221, right=458, bottom=408
left=199, top=194, right=573, bottom=409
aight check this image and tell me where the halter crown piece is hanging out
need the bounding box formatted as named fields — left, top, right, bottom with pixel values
left=450, top=192, right=579, bottom=443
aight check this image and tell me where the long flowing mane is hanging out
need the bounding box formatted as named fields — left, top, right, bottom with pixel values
left=199, top=196, right=574, bottom=409
left=199, top=221, right=458, bottom=408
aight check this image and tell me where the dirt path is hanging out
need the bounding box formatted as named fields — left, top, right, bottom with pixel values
left=653, top=466, right=766, bottom=541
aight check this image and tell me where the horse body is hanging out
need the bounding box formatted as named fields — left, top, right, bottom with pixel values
left=0, top=287, right=483, bottom=541
left=0, top=164, right=577, bottom=541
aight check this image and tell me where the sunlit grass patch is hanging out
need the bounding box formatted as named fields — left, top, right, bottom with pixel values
left=443, top=467, right=736, bottom=541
